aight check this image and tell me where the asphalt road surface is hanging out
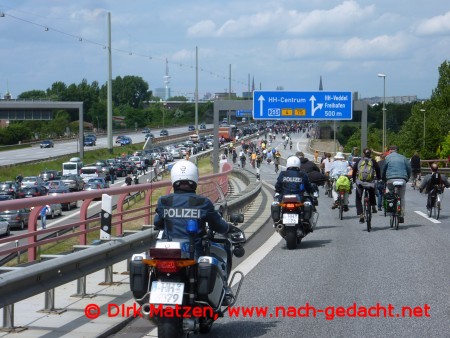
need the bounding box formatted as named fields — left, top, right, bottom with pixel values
left=113, top=131, right=449, bottom=337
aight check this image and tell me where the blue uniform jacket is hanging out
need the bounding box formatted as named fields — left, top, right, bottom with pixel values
left=275, top=168, right=314, bottom=197
left=154, top=190, right=230, bottom=254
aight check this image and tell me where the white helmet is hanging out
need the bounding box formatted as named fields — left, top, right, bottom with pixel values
left=286, top=156, right=301, bottom=169
left=171, top=160, right=199, bottom=188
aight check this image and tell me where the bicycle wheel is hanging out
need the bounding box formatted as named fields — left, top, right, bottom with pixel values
left=390, top=214, right=394, bottom=228
left=427, top=195, right=434, bottom=217
left=339, top=198, right=343, bottom=220
left=395, top=216, right=399, bottom=230
left=365, top=201, right=371, bottom=232
left=436, top=200, right=440, bottom=220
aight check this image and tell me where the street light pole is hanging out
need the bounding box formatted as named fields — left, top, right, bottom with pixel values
left=420, top=109, right=426, bottom=152
left=378, top=73, right=386, bottom=152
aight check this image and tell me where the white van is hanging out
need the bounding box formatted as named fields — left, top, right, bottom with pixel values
left=62, top=161, right=83, bottom=176
left=80, top=166, right=104, bottom=182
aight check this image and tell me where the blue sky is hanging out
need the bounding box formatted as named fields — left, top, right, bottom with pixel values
left=0, top=0, right=449, bottom=100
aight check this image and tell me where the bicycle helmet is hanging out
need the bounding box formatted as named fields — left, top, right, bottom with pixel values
left=171, top=160, right=199, bottom=189
left=286, top=156, right=301, bottom=169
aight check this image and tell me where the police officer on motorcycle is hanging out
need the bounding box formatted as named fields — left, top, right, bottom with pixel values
left=153, top=160, right=235, bottom=301
left=275, top=156, right=315, bottom=202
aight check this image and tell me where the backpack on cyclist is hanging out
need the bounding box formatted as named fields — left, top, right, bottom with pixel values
left=357, top=159, right=375, bottom=182
left=335, top=175, right=351, bottom=192
left=383, top=192, right=397, bottom=212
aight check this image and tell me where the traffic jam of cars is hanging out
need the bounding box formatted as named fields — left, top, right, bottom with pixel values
left=0, top=125, right=228, bottom=236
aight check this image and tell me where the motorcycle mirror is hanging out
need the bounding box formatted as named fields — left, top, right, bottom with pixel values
left=229, top=213, right=244, bottom=224
left=233, top=246, right=245, bottom=258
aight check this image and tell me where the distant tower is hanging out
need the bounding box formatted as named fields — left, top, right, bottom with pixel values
left=319, top=76, right=323, bottom=91
left=163, top=58, right=171, bottom=100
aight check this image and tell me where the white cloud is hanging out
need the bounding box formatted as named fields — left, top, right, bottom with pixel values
left=415, top=11, right=450, bottom=36
left=287, top=0, right=375, bottom=36
left=187, top=20, right=217, bottom=37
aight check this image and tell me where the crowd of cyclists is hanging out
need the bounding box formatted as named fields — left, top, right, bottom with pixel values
left=223, top=121, right=449, bottom=226
left=319, top=146, right=450, bottom=224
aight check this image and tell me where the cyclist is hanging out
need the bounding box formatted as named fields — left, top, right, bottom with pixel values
left=274, top=150, right=281, bottom=173
left=376, top=154, right=386, bottom=211
left=410, top=151, right=421, bottom=187
left=330, top=152, right=351, bottom=211
left=320, top=152, right=334, bottom=192
left=419, top=163, right=450, bottom=209
left=381, top=145, right=411, bottom=223
left=353, top=148, right=381, bottom=223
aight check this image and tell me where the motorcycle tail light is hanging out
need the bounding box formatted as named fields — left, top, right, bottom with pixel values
left=143, top=259, right=196, bottom=273
left=280, top=202, right=303, bottom=209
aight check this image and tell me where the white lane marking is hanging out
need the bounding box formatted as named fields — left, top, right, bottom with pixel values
left=414, top=210, right=441, bottom=224
left=145, top=232, right=282, bottom=337
left=230, top=232, right=281, bottom=286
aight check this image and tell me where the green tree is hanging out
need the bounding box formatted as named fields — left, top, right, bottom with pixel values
left=17, top=90, right=48, bottom=100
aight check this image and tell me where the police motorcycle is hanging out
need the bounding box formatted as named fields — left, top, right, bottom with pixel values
left=271, top=188, right=319, bottom=250
left=129, top=213, right=246, bottom=338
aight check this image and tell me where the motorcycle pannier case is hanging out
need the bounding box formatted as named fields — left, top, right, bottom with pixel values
left=197, top=256, right=225, bottom=308
left=303, top=201, right=313, bottom=220
left=129, top=255, right=150, bottom=303
left=271, top=202, right=281, bottom=222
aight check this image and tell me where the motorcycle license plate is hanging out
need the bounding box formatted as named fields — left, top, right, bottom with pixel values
left=149, top=282, right=184, bottom=305
left=283, top=213, right=298, bottom=225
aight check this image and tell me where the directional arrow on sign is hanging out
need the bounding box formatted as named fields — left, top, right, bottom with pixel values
left=310, top=95, right=323, bottom=117
left=258, top=95, right=265, bottom=117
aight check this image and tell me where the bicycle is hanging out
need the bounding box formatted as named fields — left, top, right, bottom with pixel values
left=337, top=189, right=346, bottom=220
left=387, top=181, right=404, bottom=230
left=411, top=171, right=421, bottom=190
left=427, top=184, right=443, bottom=220
left=274, top=163, right=279, bottom=174
left=361, top=185, right=372, bottom=232
left=325, top=178, right=334, bottom=198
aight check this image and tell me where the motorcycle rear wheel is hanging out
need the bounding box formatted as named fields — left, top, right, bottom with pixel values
left=158, top=317, right=185, bottom=338
left=285, top=228, right=297, bottom=250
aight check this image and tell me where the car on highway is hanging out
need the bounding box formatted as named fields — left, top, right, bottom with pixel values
left=0, top=195, right=14, bottom=201
left=0, top=218, right=10, bottom=237
left=115, top=135, right=125, bottom=144
left=160, top=129, right=169, bottom=136
left=119, top=136, right=132, bottom=146
left=84, top=136, right=96, bottom=146
left=0, top=208, right=31, bottom=230
left=80, top=166, right=104, bottom=182
left=60, top=175, right=85, bottom=191
left=200, top=123, right=206, bottom=130
left=40, top=140, right=54, bottom=148
left=112, top=163, right=127, bottom=177
left=39, top=170, right=60, bottom=182
left=188, top=125, right=195, bottom=131
left=142, top=127, right=151, bottom=133
left=83, top=182, right=105, bottom=200
left=46, top=180, right=65, bottom=190
left=145, top=133, right=155, bottom=141
left=87, top=177, right=110, bottom=189
left=47, top=186, right=78, bottom=211
left=0, top=181, right=20, bottom=199
left=85, top=133, right=97, bottom=141
left=18, top=185, right=48, bottom=198
left=21, top=176, right=44, bottom=188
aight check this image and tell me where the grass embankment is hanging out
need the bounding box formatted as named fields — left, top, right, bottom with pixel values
left=7, top=156, right=214, bottom=266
